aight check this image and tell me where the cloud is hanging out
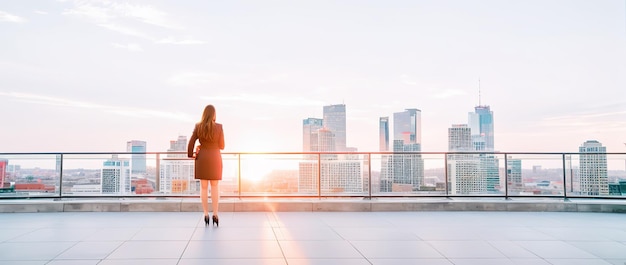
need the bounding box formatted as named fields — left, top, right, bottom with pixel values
left=168, top=72, right=220, bottom=86
left=34, top=10, right=48, bottom=15
left=62, top=1, right=203, bottom=45
left=431, top=89, right=467, bottom=99
left=156, top=37, right=206, bottom=45
left=112, top=43, right=143, bottom=52
left=0, top=91, right=194, bottom=122
left=0, top=10, right=27, bottom=23
left=62, top=1, right=181, bottom=29
left=400, top=74, right=418, bottom=86
left=202, top=93, right=325, bottom=107
left=541, top=109, right=626, bottom=133
left=98, top=23, right=153, bottom=39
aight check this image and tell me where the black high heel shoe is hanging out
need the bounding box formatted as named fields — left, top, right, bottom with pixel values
left=212, top=215, right=219, bottom=227
left=204, top=215, right=210, bottom=226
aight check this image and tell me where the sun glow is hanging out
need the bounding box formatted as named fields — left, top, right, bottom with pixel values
left=239, top=156, right=276, bottom=183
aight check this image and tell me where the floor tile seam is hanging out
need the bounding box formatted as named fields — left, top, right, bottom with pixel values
left=511, top=240, right=605, bottom=260
left=45, top=240, right=82, bottom=264
left=485, top=239, right=542, bottom=260
left=271, top=226, right=291, bottom=265
left=420, top=240, right=453, bottom=261
left=177, top=218, right=205, bottom=265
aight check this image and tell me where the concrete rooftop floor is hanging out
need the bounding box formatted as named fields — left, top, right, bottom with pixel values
left=0, top=210, right=625, bottom=265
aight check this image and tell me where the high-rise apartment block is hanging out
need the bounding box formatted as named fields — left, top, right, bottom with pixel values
left=126, top=140, right=147, bottom=174
left=578, top=140, right=608, bottom=196
left=160, top=136, right=197, bottom=194
left=447, top=105, right=500, bottom=195
left=101, top=155, right=131, bottom=194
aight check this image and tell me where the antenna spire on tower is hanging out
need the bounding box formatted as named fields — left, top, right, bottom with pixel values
left=478, top=78, right=482, bottom=106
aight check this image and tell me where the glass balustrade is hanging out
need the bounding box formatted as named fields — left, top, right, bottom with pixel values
left=0, top=152, right=625, bottom=199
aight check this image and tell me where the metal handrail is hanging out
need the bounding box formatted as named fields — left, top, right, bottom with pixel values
left=1, top=151, right=625, bottom=200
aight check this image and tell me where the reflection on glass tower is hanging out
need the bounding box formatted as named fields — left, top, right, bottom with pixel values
left=380, top=109, right=424, bottom=192
left=126, top=140, right=147, bottom=174
left=379, top=117, right=389, bottom=152
left=323, top=104, right=346, bottom=151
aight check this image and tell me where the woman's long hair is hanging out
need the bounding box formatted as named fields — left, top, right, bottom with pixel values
left=197, top=105, right=216, bottom=141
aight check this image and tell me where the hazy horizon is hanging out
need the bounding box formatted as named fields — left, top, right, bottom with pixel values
left=1, top=0, right=625, bottom=154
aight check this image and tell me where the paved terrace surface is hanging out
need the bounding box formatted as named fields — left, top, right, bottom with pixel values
left=0, top=198, right=625, bottom=265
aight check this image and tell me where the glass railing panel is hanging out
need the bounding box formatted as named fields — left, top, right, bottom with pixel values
left=61, top=153, right=161, bottom=196
left=316, top=153, right=368, bottom=197
left=371, top=153, right=447, bottom=196
left=0, top=154, right=61, bottom=197
left=239, top=153, right=307, bottom=197
left=155, top=152, right=239, bottom=196
left=565, top=153, right=626, bottom=198
left=503, top=154, right=565, bottom=197
left=446, top=153, right=505, bottom=196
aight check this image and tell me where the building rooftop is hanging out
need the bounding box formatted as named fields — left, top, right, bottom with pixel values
left=0, top=198, right=625, bottom=264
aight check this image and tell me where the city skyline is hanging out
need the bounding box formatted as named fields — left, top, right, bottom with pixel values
left=1, top=1, right=625, bottom=154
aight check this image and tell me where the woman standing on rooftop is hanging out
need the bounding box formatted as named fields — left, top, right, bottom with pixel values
left=188, top=104, right=224, bottom=227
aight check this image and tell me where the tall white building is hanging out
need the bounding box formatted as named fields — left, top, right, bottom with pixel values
left=447, top=123, right=499, bottom=195
left=298, top=157, right=363, bottom=194
left=578, top=140, right=608, bottom=196
left=101, top=155, right=131, bottom=194
left=160, top=136, right=197, bottom=194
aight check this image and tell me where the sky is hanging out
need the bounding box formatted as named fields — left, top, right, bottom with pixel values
left=1, top=0, right=625, bottom=154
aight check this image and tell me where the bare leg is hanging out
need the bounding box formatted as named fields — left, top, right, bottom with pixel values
left=200, top=179, right=209, bottom=216
left=210, top=180, right=220, bottom=216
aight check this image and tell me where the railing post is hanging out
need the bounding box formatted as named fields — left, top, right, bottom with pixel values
left=444, top=153, right=449, bottom=197
left=238, top=154, right=242, bottom=200
left=562, top=153, right=568, bottom=200
left=317, top=153, right=321, bottom=200
left=368, top=153, right=372, bottom=200
left=155, top=153, right=160, bottom=193
left=504, top=154, right=508, bottom=199
left=58, top=153, right=63, bottom=199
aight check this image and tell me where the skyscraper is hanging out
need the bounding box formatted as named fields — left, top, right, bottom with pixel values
left=468, top=105, right=494, bottom=151
left=507, top=157, right=523, bottom=194
left=126, top=140, right=147, bottom=174
left=302, top=118, right=323, bottom=152
left=448, top=124, right=472, bottom=151
left=380, top=108, right=424, bottom=192
left=393, top=108, right=421, bottom=145
left=447, top=108, right=500, bottom=195
left=101, top=155, right=131, bottom=194
left=379, top=117, right=389, bottom=152
left=323, top=104, right=346, bottom=151
left=299, top=105, right=361, bottom=194
left=0, top=159, right=7, bottom=189
left=578, top=140, right=608, bottom=196
left=160, top=136, right=196, bottom=194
